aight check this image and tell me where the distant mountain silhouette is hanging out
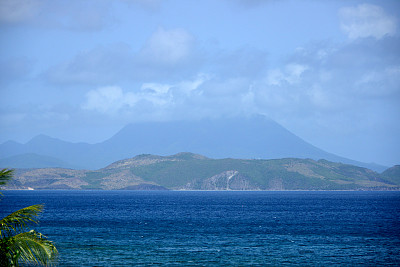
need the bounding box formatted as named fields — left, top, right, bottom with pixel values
left=0, top=115, right=387, bottom=171
left=0, top=153, right=80, bottom=169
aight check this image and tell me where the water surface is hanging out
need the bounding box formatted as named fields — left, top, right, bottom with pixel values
left=1, top=190, right=399, bottom=266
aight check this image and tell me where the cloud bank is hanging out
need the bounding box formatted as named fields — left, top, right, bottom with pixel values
left=0, top=1, right=399, bottom=165
left=339, top=4, right=397, bottom=39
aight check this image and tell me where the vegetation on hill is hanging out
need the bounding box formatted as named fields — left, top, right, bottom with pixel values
left=381, top=165, right=400, bottom=185
left=2, top=153, right=399, bottom=191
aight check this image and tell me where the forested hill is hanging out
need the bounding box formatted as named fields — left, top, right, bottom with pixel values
left=3, top=153, right=399, bottom=191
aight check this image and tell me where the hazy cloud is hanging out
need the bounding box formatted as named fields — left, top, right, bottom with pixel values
left=45, top=44, right=133, bottom=85
left=2, top=0, right=399, bottom=165
left=81, top=85, right=164, bottom=115
left=0, top=0, right=43, bottom=24
left=45, top=28, right=200, bottom=85
left=48, top=1, right=111, bottom=32
left=120, top=0, right=162, bottom=10
left=267, top=64, right=308, bottom=86
left=0, top=0, right=155, bottom=31
left=0, top=0, right=109, bottom=30
left=83, top=86, right=138, bottom=114
left=81, top=74, right=210, bottom=117
left=75, top=34, right=399, bottom=131
left=339, top=4, right=397, bottom=39
left=252, top=36, right=400, bottom=147
left=0, top=112, right=26, bottom=125
left=140, top=28, right=195, bottom=66
left=141, top=83, right=171, bottom=95
left=211, top=48, right=268, bottom=79
left=232, top=0, right=278, bottom=8
left=0, top=57, right=34, bottom=84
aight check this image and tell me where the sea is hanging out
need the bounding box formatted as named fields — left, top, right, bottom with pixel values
left=1, top=190, right=399, bottom=266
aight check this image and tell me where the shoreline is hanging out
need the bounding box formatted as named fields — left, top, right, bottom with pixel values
left=2, top=188, right=400, bottom=192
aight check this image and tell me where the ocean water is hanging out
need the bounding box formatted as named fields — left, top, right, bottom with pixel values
left=1, top=190, right=399, bottom=266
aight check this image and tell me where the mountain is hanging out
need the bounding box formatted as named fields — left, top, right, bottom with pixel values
left=3, top=153, right=398, bottom=191
left=381, top=165, right=400, bottom=185
left=0, top=116, right=388, bottom=171
left=0, top=153, right=79, bottom=169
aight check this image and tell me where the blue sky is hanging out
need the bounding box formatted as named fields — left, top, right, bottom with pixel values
left=0, top=0, right=399, bottom=166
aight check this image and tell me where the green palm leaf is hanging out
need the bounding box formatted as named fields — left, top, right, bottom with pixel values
left=8, top=230, right=58, bottom=266
left=0, top=169, right=14, bottom=197
left=0, top=169, right=14, bottom=187
left=0, top=169, right=58, bottom=266
left=0, top=205, right=43, bottom=239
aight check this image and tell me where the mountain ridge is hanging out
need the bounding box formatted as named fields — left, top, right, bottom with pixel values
left=0, top=153, right=81, bottom=169
left=0, top=116, right=388, bottom=171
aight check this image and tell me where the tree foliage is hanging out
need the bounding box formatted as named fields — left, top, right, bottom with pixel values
left=0, top=168, right=58, bottom=266
left=0, top=169, right=14, bottom=188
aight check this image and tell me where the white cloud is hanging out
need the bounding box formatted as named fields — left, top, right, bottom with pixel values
left=266, top=64, right=308, bottom=86
left=306, top=85, right=334, bottom=110
left=140, top=83, right=171, bottom=94
left=355, top=65, right=400, bottom=96
left=141, top=28, right=195, bottom=65
left=266, top=69, right=284, bottom=86
left=339, top=4, right=397, bottom=40
left=285, top=64, right=308, bottom=84
left=77, top=38, right=396, bottom=125
left=175, top=73, right=210, bottom=95
left=82, top=86, right=137, bottom=114
left=139, top=83, right=172, bottom=106
left=81, top=75, right=210, bottom=116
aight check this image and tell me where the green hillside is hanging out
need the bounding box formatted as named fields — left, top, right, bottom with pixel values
left=3, top=153, right=399, bottom=190
left=381, top=165, right=400, bottom=185
left=128, top=156, right=394, bottom=190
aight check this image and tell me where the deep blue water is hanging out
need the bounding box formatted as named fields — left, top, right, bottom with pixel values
left=1, top=190, right=399, bottom=266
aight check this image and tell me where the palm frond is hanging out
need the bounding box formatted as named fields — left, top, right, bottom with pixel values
left=0, top=168, right=14, bottom=187
left=0, top=169, right=58, bottom=266
left=0, top=205, right=44, bottom=238
left=9, top=230, right=58, bottom=266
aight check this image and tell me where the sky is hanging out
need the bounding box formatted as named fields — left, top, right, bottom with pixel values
left=0, top=0, right=399, bottom=166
